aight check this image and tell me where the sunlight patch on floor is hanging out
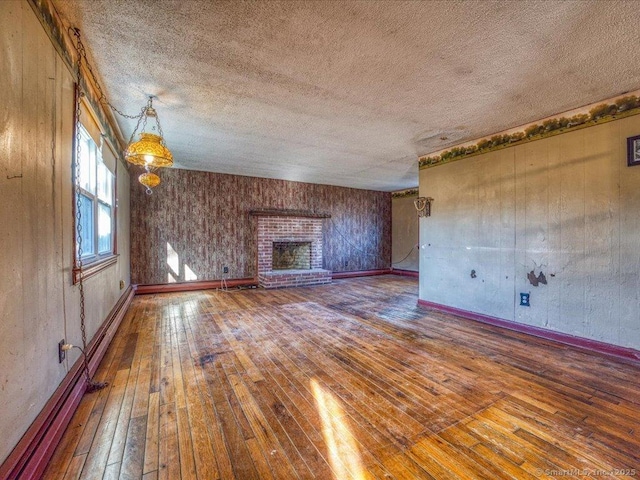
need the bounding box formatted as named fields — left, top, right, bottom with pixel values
left=311, top=378, right=368, bottom=480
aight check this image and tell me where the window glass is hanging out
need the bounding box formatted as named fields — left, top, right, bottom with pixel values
left=78, top=193, right=95, bottom=256
left=97, top=161, right=113, bottom=204
left=79, top=133, right=96, bottom=194
left=97, top=202, right=112, bottom=254
left=78, top=136, right=92, bottom=192
left=75, top=124, right=115, bottom=265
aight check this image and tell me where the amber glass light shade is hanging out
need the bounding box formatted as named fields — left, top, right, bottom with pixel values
left=126, top=133, right=173, bottom=167
left=138, top=172, right=161, bottom=189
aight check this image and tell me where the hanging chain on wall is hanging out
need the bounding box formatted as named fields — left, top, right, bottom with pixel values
left=72, top=28, right=108, bottom=394
left=414, top=197, right=433, bottom=217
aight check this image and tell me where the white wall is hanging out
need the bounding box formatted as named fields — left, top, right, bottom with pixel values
left=419, top=114, right=640, bottom=349
left=0, top=0, right=130, bottom=464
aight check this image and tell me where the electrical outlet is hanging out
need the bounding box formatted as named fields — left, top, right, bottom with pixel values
left=58, top=339, right=66, bottom=363
left=223, top=266, right=229, bottom=274
left=119, top=280, right=125, bottom=290
left=520, top=292, right=530, bottom=307
left=344, top=260, right=348, bottom=268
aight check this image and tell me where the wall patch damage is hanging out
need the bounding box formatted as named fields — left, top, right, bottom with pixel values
left=527, top=270, right=547, bottom=287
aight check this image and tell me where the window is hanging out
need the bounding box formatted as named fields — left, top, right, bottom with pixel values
left=75, top=125, right=115, bottom=265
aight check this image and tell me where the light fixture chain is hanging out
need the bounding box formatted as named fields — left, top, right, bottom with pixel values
left=145, top=96, right=166, bottom=142
left=69, top=26, right=171, bottom=198
left=73, top=46, right=92, bottom=387
left=155, top=112, right=165, bottom=142
left=70, top=27, right=144, bottom=120
left=107, top=103, right=146, bottom=120
left=126, top=104, right=148, bottom=147
left=141, top=113, right=149, bottom=133
left=71, top=28, right=108, bottom=393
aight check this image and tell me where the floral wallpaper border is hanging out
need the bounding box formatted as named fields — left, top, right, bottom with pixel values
left=419, top=94, right=640, bottom=169
left=391, top=188, right=419, bottom=199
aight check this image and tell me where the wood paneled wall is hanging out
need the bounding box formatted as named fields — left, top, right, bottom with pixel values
left=130, top=169, right=391, bottom=284
left=0, top=0, right=131, bottom=466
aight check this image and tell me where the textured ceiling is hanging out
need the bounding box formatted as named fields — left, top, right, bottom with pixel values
left=53, top=0, right=640, bottom=191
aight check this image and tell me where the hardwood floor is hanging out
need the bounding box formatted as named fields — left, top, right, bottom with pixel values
left=43, top=276, right=640, bottom=479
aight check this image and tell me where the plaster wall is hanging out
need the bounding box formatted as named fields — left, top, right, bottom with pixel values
left=391, top=195, right=419, bottom=271
left=0, top=0, right=131, bottom=464
left=419, top=114, right=640, bottom=349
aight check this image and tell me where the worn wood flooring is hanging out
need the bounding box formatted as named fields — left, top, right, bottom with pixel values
left=43, top=276, right=640, bottom=479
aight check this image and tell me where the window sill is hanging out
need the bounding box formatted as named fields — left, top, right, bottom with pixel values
left=73, top=255, right=118, bottom=284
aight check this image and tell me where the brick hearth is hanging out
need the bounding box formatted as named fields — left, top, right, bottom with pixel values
left=259, top=269, right=332, bottom=289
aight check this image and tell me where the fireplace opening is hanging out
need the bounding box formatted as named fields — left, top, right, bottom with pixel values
left=272, top=241, right=311, bottom=270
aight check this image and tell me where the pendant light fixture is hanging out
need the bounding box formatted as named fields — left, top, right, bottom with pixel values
left=124, top=96, right=174, bottom=194
left=125, top=97, right=173, bottom=168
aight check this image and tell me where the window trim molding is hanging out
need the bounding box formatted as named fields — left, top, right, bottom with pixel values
left=73, top=254, right=119, bottom=284
left=113, top=145, right=119, bottom=255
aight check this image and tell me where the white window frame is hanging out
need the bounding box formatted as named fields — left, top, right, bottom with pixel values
left=73, top=124, right=116, bottom=281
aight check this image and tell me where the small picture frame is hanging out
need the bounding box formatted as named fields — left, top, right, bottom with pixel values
left=627, top=135, right=640, bottom=167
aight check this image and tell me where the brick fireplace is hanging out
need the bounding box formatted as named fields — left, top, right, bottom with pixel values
left=252, top=209, right=332, bottom=289
left=272, top=242, right=312, bottom=270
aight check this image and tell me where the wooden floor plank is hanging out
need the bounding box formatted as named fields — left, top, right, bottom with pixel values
left=143, top=391, right=160, bottom=474
left=183, top=309, right=236, bottom=480
left=176, top=406, right=198, bottom=480
left=158, top=402, right=181, bottom=480
left=62, top=454, right=86, bottom=480
left=78, top=368, right=130, bottom=480
left=43, top=398, right=97, bottom=480
left=119, top=415, right=147, bottom=480
left=102, top=462, right=121, bottom=480
left=109, top=341, right=144, bottom=466
left=199, top=356, right=262, bottom=480
left=43, top=276, right=640, bottom=480
left=234, top=330, right=336, bottom=478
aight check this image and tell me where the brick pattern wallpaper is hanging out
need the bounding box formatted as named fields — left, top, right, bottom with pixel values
left=130, top=169, right=391, bottom=285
